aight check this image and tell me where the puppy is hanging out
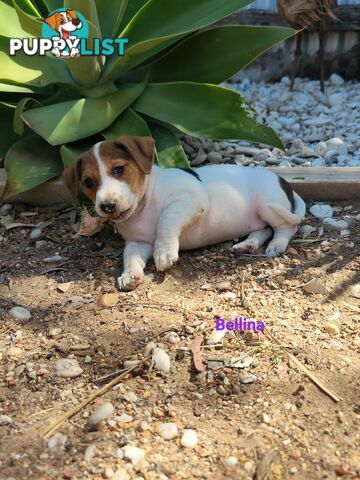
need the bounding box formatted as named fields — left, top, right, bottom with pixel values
left=44, top=10, right=82, bottom=57
left=63, top=136, right=306, bottom=291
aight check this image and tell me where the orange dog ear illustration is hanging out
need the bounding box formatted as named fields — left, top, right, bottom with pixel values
left=44, top=12, right=61, bottom=31
left=66, top=9, right=78, bottom=20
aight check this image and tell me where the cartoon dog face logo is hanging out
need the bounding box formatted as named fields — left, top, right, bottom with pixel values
left=44, top=10, right=82, bottom=40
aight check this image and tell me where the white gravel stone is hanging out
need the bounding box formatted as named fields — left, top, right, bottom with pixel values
left=329, top=73, right=345, bottom=86
left=325, top=138, right=347, bottom=156
left=152, top=348, right=170, bottom=372
left=84, top=443, right=97, bottom=462
left=123, top=445, right=145, bottom=466
left=323, top=218, right=349, bottom=231
left=47, top=433, right=67, bottom=451
left=180, top=429, right=198, bottom=448
left=157, top=422, right=178, bottom=440
left=9, top=306, right=32, bottom=321
left=29, top=228, right=42, bottom=240
left=124, top=392, right=138, bottom=403
left=207, top=329, right=227, bottom=345
left=309, top=204, right=333, bottom=219
left=0, top=414, right=13, bottom=425
left=43, top=255, right=63, bottom=263
left=88, top=402, right=114, bottom=427
left=226, top=456, right=238, bottom=466
left=54, top=358, right=83, bottom=378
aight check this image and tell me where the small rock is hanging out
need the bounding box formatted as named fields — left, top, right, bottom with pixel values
left=157, top=422, right=178, bottom=440
left=97, top=293, right=118, bottom=308
left=123, top=360, right=141, bottom=368
left=328, top=93, right=346, bottom=108
left=239, top=374, right=257, bottom=384
left=323, top=218, right=349, bottom=231
left=311, top=158, right=326, bottom=167
left=349, top=284, right=360, bottom=299
left=152, top=348, right=170, bottom=372
left=49, top=327, right=62, bottom=337
left=165, top=332, right=180, bottom=344
left=230, top=356, right=253, bottom=368
left=0, top=414, right=13, bottom=425
left=88, top=402, right=114, bottom=427
left=180, top=429, right=198, bottom=448
left=116, top=414, right=133, bottom=423
left=215, top=281, right=231, bottom=291
left=43, top=255, right=63, bottom=263
left=191, top=148, right=207, bottom=167
left=57, top=282, right=72, bottom=293
left=111, top=468, right=129, bottom=480
left=279, top=160, right=292, bottom=168
left=84, top=443, right=96, bottom=462
left=47, top=433, right=67, bottom=451
left=54, top=359, right=83, bottom=378
left=310, top=204, right=333, bottom=219
left=35, top=240, right=46, bottom=249
left=207, top=152, right=222, bottom=163
left=226, top=456, right=238, bottom=466
left=324, top=323, right=340, bottom=335
left=124, top=392, right=138, bottom=403
left=207, top=329, right=227, bottom=345
left=325, top=138, right=347, bottom=156
left=7, top=346, right=23, bottom=358
left=221, top=291, right=236, bottom=301
left=123, top=445, right=145, bottom=466
left=303, top=278, right=329, bottom=295
left=262, top=413, right=271, bottom=424
left=29, top=228, right=42, bottom=240
left=104, top=465, right=115, bottom=479
left=9, top=306, right=32, bottom=321
left=329, top=73, right=344, bottom=86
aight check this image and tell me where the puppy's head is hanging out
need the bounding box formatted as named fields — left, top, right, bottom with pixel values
left=45, top=10, right=82, bottom=36
left=63, top=136, right=155, bottom=221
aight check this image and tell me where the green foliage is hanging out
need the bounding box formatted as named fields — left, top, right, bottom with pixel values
left=0, top=0, right=294, bottom=200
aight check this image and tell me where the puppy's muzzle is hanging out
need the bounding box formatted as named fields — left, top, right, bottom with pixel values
left=72, top=18, right=81, bottom=26
left=100, top=202, right=116, bottom=214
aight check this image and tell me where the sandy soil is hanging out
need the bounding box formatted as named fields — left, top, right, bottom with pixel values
left=0, top=201, right=359, bottom=480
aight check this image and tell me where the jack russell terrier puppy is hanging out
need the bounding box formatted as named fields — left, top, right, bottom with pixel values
left=44, top=9, right=82, bottom=57
left=63, top=136, right=306, bottom=291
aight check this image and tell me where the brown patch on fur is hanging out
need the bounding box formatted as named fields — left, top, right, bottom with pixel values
left=44, top=9, right=79, bottom=31
left=278, top=176, right=295, bottom=213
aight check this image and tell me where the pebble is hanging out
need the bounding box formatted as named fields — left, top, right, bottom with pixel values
left=215, top=281, right=231, bottom=291
left=226, top=456, right=238, bottom=466
left=230, top=356, right=253, bottom=368
left=54, top=359, right=83, bottom=378
left=323, top=218, right=349, bottom=231
left=309, top=204, right=333, bottom=219
left=180, top=429, right=198, bottom=448
left=349, top=284, right=360, bottom=299
left=239, top=374, right=257, bottom=384
left=111, top=469, right=129, bottom=480
left=7, top=346, right=23, bottom=358
left=35, top=240, right=46, bottom=249
left=0, top=414, right=13, bottom=425
left=325, top=138, right=347, bottom=156
left=330, top=73, right=345, bottom=86
left=124, top=392, right=138, bottom=403
left=29, top=228, right=42, bottom=240
left=157, top=422, right=178, bottom=440
left=47, top=433, right=67, bottom=451
left=83, top=443, right=97, bottom=462
left=324, top=323, right=340, bottom=335
left=207, top=152, right=222, bottom=163
left=96, top=293, right=118, bottom=308
left=207, top=329, right=227, bottom=345
left=152, top=348, right=171, bottom=372
left=88, top=402, right=114, bottom=427
left=303, top=278, right=329, bottom=295
left=9, top=306, right=32, bottom=321
left=116, top=414, right=133, bottom=423
left=104, top=465, right=115, bottom=479
left=123, top=445, right=145, bottom=466
left=49, top=327, right=62, bottom=337
left=43, top=255, right=64, bottom=263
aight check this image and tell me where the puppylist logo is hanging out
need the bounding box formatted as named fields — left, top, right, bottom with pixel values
left=9, top=8, right=128, bottom=58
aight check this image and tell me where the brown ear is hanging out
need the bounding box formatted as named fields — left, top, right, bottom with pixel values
left=44, top=12, right=60, bottom=31
left=115, top=136, right=155, bottom=174
left=67, top=9, right=77, bottom=20
left=63, top=158, right=82, bottom=199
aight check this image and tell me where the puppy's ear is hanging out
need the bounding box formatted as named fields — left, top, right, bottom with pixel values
left=115, top=136, right=155, bottom=174
left=44, top=12, right=60, bottom=31
left=67, top=9, right=77, bottom=20
left=63, top=157, right=82, bottom=199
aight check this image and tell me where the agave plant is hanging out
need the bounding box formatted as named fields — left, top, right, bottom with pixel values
left=0, top=0, right=294, bottom=200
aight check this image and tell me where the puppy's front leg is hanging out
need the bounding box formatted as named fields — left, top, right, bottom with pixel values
left=154, top=198, right=203, bottom=271
left=118, top=241, right=153, bottom=291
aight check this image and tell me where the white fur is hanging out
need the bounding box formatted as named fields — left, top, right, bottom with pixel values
left=106, top=163, right=306, bottom=290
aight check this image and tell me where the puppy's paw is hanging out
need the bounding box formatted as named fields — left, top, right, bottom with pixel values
left=232, top=238, right=259, bottom=254
left=153, top=247, right=178, bottom=272
left=117, top=269, right=144, bottom=291
left=266, top=240, right=287, bottom=258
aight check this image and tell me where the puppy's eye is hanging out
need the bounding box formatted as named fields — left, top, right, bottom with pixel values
left=60, top=18, right=66, bottom=23
left=84, top=178, right=93, bottom=189
left=113, top=166, right=124, bottom=177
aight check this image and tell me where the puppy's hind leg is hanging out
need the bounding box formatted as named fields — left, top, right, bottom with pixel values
left=265, top=225, right=297, bottom=258
left=232, top=227, right=273, bottom=254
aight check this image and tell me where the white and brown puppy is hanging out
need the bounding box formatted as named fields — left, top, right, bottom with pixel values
left=63, top=136, right=306, bottom=291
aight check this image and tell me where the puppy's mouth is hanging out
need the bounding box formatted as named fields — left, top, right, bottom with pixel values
left=100, top=207, right=132, bottom=222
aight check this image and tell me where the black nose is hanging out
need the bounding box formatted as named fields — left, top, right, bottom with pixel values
left=100, top=202, right=116, bottom=214
left=72, top=18, right=80, bottom=26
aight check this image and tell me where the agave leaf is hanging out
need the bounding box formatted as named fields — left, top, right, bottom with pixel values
left=102, top=107, right=151, bottom=139
left=38, top=0, right=63, bottom=11
left=147, top=122, right=189, bottom=168
left=14, top=97, right=42, bottom=135
left=0, top=102, right=20, bottom=158
left=60, top=139, right=96, bottom=168
left=64, top=20, right=103, bottom=88
left=64, top=0, right=101, bottom=35
left=95, top=0, right=128, bottom=38
left=1, top=134, right=63, bottom=200
left=13, top=0, right=43, bottom=37
left=0, top=35, right=76, bottom=87
left=30, top=0, right=49, bottom=16
left=11, top=0, right=40, bottom=16
left=134, top=82, right=284, bottom=149
left=103, top=0, right=254, bottom=81
left=0, top=82, right=38, bottom=93
left=144, top=26, right=295, bottom=84
left=118, top=0, right=148, bottom=34
left=0, top=1, right=32, bottom=37
left=22, top=82, right=145, bottom=145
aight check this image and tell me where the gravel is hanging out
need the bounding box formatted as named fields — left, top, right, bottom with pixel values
left=53, top=358, right=84, bottom=378
left=8, top=306, right=32, bottom=321
left=87, top=402, right=114, bottom=427
left=180, top=76, right=359, bottom=169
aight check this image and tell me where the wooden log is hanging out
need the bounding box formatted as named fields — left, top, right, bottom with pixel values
left=0, top=168, right=359, bottom=207
left=220, top=6, right=360, bottom=32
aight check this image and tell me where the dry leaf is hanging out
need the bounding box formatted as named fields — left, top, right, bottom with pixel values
left=57, top=282, right=73, bottom=293
left=190, top=336, right=205, bottom=372
left=77, top=211, right=105, bottom=237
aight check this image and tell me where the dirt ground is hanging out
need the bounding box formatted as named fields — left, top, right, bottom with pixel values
left=0, top=200, right=359, bottom=480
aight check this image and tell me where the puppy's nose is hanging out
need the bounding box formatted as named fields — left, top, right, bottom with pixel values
left=72, top=18, right=80, bottom=26
left=100, top=202, right=116, bottom=214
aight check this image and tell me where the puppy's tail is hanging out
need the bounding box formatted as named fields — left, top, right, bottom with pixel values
left=267, top=193, right=306, bottom=226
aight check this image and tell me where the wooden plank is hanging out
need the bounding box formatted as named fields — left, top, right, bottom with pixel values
left=0, top=168, right=359, bottom=207
left=220, top=6, right=360, bottom=32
